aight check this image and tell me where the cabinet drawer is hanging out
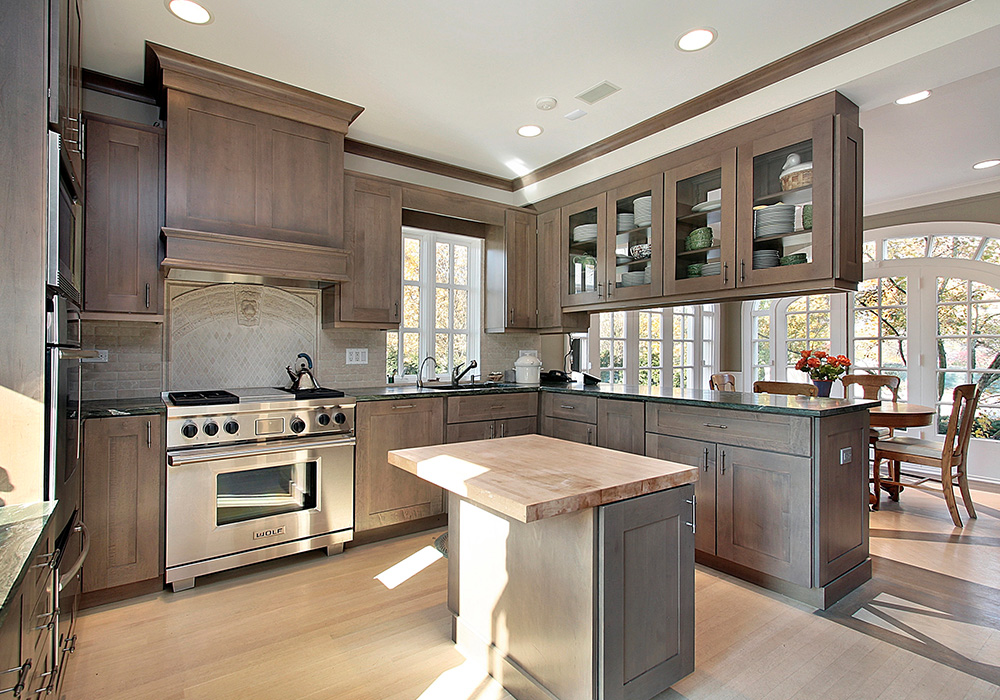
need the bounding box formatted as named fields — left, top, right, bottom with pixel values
left=541, top=392, right=597, bottom=423
left=447, top=392, right=537, bottom=423
left=645, top=402, right=810, bottom=456
left=541, top=416, right=595, bottom=445
left=447, top=420, right=495, bottom=443
left=497, top=415, right=537, bottom=438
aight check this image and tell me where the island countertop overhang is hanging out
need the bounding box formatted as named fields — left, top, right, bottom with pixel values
left=388, top=434, right=698, bottom=523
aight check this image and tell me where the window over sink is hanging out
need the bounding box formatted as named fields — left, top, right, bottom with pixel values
left=387, top=228, right=482, bottom=381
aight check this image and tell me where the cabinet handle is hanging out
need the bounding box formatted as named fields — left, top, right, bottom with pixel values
left=586, top=427, right=592, bottom=445
left=394, top=301, right=399, bottom=320
left=607, top=281, right=613, bottom=298
left=721, top=450, right=727, bottom=475
left=509, top=307, right=514, bottom=324
left=490, top=405, right=504, bottom=410
left=685, top=495, right=696, bottom=533
left=560, top=404, right=576, bottom=410
left=489, top=423, right=495, bottom=439
left=0, top=657, right=30, bottom=696
left=145, top=283, right=150, bottom=308
left=597, top=284, right=603, bottom=299
left=500, top=422, right=506, bottom=438
left=703, top=423, right=728, bottom=429
left=703, top=447, right=710, bottom=471
left=391, top=404, right=415, bottom=410
left=740, top=260, right=745, bottom=283
left=146, top=421, right=151, bottom=448
left=723, top=262, right=728, bottom=284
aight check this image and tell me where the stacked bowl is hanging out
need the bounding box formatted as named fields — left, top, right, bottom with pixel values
left=685, top=226, right=713, bottom=251
left=617, top=213, right=635, bottom=232
left=573, top=223, right=598, bottom=243
left=753, top=204, right=795, bottom=238
left=752, top=249, right=780, bottom=269
left=633, top=197, right=653, bottom=227
left=779, top=253, right=808, bottom=266
left=702, top=261, right=722, bottom=276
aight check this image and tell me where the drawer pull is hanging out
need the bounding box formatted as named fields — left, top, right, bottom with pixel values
left=703, top=423, right=728, bottom=429
left=0, top=658, right=30, bottom=696
left=391, top=404, right=415, bottom=410
left=560, top=404, right=576, bottom=410
left=703, top=447, right=710, bottom=471
left=490, top=405, right=505, bottom=410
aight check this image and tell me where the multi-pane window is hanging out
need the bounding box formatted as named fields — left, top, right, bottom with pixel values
left=386, top=229, right=481, bottom=380
left=672, top=306, right=696, bottom=389
left=637, top=309, right=665, bottom=388
left=852, top=277, right=908, bottom=399
left=749, top=300, right=773, bottom=383
left=936, top=278, right=1000, bottom=440
left=784, top=294, right=833, bottom=383
left=598, top=311, right=628, bottom=385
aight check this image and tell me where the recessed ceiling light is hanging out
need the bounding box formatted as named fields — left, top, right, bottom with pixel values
left=166, top=0, right=213, bottom=24
left=517, top=125, right=543, bottom=138
left=676, top=28, right=717, bottom=52
left=894, top=90, right=930, bottom=105
left=973, top=159, right=1000, bottom=170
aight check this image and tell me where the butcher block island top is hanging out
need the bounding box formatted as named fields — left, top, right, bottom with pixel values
left=387, top=433, right=698, bottom=523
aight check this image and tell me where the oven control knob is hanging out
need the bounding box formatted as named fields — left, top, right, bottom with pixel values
left=203, top=421, right=219, bottom=437
left=333, top=412, right=347, bottom=425
left=290, top=417, right=306, bottom=434
left=181, top=422, right=198, bottom=439
left=224, top=420, right=239, bottom=435
left=316, top=413, right=331, bottom=426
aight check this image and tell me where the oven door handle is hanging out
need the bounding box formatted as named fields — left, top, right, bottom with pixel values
left=168, top=435, right=357, bottom=466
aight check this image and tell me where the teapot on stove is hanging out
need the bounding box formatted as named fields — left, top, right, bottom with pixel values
left=286, top=352, right=319, bottom=391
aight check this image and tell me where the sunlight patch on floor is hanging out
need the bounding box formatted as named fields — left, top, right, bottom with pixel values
left=375, top=545, right=443, bottom=589
left=416, top=659, right=508, bottom=700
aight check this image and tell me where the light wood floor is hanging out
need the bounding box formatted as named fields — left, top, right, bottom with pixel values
left=64, top=486, right=1000, bottom=700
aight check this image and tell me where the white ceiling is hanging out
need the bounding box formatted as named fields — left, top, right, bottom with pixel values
left=82, top=0, right=1000, bottom=207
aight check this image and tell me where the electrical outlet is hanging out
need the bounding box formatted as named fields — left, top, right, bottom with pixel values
left=840, top=447, right=853, bottom=465
left=82, top=349, right=108, bottom=363
left=346, top=348, right=368, bottom=365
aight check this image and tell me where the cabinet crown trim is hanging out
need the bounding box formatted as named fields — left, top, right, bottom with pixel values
left=145, top=42, right=364, bottom=132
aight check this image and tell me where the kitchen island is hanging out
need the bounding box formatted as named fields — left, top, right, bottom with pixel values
left=389, top=434, right=697, bottom=700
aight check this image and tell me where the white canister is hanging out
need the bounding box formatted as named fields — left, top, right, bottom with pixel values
left=514, top=354, right=542, bottom=384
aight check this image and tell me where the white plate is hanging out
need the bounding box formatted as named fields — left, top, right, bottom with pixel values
left=691, top=200, right=722, bottom=213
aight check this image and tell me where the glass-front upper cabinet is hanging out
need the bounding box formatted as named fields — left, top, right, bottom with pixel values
left=663, top=150, right=736, bottom=296
left=605, top=175, right=663, bottom=302
left=737, top=117, right=835, bottom=288
left=561, top=193, right=607, bottom=307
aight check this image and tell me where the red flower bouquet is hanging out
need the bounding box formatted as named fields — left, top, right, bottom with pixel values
left=794, top=350, right=851, bottom=381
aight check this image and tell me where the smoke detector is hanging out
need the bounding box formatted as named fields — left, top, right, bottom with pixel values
left=535, top=97, right=558, bottom=111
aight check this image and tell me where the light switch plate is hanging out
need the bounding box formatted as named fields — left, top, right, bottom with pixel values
left=346, top=348, right=368, bottom=365
left=840, top=447, right=852, bottom=465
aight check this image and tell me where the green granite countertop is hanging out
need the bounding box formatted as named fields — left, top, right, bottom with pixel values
left=351, top=383, right=877, bottom=417
left=80, top=396, right=165, bottom=420
left=0, top=502, right=57, bottom=626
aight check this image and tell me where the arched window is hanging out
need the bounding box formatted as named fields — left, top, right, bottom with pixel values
left=744, top=221, right=1000, bottom=480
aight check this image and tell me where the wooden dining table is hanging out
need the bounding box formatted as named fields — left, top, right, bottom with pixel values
left=867, top=401, right=936, bottom=505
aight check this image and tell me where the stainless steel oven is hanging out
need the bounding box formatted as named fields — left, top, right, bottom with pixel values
left=166, top=428, right=354, bottom=591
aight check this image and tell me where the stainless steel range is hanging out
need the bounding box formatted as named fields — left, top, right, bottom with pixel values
left=164, top=387, right=355, bottom=591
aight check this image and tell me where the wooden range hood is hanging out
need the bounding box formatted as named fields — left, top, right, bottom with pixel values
left=146, top=43, right=364, bottom=284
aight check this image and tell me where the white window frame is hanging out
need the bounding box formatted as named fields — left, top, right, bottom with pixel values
left=390, top=227, right=482, bottom=382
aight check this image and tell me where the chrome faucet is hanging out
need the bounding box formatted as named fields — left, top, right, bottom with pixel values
left=452, top=360, right=478, bottom=387
left=416, top=356, right=438, bottom=388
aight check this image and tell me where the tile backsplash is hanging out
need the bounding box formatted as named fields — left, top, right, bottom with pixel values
left=80, top=321, right=163, bottom=400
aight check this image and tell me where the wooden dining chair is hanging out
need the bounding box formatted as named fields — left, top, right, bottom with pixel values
left=752, top=380, right=817, bottom=397
left=843, top=373, right=901, bottom=440
left=709, top=373, right=736, bottom=391
left=873, top=384, right=980, bottom=527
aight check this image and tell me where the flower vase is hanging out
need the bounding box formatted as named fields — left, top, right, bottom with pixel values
left=813, top=380, right=833, bottom=398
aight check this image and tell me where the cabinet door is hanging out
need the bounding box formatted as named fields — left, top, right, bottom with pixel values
left=446, top=420, right=495, bottom=443
left=497, top=416, right=537, bottom=438
left=663, top=150, right=737, bottom=296
left=0, top=591, right=22, bottom=695
left=540, top=416, right=595, bottom=445
left=536, top=210, right=589, bottom=333
left=82, top=416, right=164, bottom=592
left=597, top=399, right=644, bottom=455
left=736, top=116, right=834, bottom=288
left=165, top=91, right=345, bottom=249
left=716, top=445, right=811, bottom=586
left=85, top=117, right=164, bottom=314
left=606, top=175, right=663, bottom=301
left=333, top=175, right=402, bottom=325
left=645, top=434, right=716, bottom=555
left=486, top=210, right=536, bottom=330
left=355, top=399, right=446, bottom=531
left=598, top=484, right=695, bottom=700
left=52, top=0, right=83, bottom=191
left=561, top=193, right=607, bottom=307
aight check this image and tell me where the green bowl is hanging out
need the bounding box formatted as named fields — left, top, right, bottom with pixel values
left=802, top=205, right=813, bottom=230
left=779, top=254, right=808, bottom=266
left=686, top=263, right=704, bottom=277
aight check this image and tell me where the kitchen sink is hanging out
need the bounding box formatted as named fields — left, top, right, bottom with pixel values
left=420, top=382, right=506, bottom=391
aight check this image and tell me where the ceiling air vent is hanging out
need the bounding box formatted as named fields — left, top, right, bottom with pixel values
left=576, top=81, right=621, bottom=105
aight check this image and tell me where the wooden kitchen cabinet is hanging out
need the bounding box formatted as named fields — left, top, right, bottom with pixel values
left=561, top=193, right=607, bottom=307
left=445, top=393, right=537, bottom=444
left=485, top=210, right=538, bottom=331
left=355, top=398, right=446, bottom=532
left=646, top=434, right=716, bottom=555
left=535, top=210, right=590, bottom=334
left=541, top=416, right=595, bottom=445
left=596, top=398, right=644, bottom=455
left=84, top=115, right=165, bottom=314
left=324, top=175, right=402, bottom=328
left=446, top=416, right=535, bottom=443
left=540, top=390, right=598, bottom=445
left=605, top=175, right=663, bottom=302
left=49, top=0, right=84, bottom=192
left=82, top=415, right=164, bottom=595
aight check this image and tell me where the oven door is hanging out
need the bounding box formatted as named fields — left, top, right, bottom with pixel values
left=166, top=435, right=355, bottom=570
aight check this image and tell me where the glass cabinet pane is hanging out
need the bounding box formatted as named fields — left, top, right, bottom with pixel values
left=671, top=169, right=723, bottom=283
left=751, top=139, right=813, bottom=271
left=613, top=189, right=653, bottom=291
left=568, top=206, right=600, bottom=297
